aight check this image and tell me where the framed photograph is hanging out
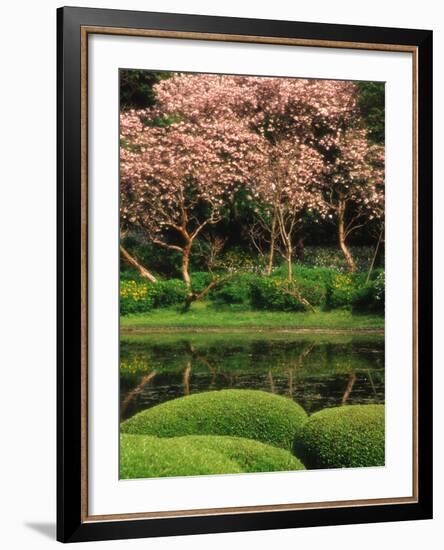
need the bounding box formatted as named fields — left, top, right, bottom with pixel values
left=57, top=6, right=433, bottom=543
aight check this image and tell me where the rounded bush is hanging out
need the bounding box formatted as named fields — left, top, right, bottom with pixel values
left=120, top=434, right=305, bottom=479
left=182, top=435, right=305, bottom=472
left=121, top=389, right=307, bottom=450
left=120, top=434, right=242, bottom=478
left=293, top=404, right=385, bottom=469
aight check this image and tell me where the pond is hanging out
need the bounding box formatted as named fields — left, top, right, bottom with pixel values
left=120, top=331, right=385, bottom=421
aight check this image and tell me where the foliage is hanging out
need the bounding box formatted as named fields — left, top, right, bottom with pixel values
left=120, top=280, right=154, bottom=315
left=356, top=81, right=385, bottom=144
left=212, top=281, right=251, bottom=306
left=319, top=127, right=384, bottom=271
left=150, top=279, right=188, bottom=307
left=293, top=404, right=385, bottom=468
left=217, top=247, right=266, bottom=273
left=120, top=70, right=172, bottom=110
left=353, top=270, right=385, bottom=314
left=191, top=271, right=214, bottom=293
left=120, top=279, right=187, bottom=315
left=250, top=277, right=325, bottom=311
left=301, top=246, right=378, bottom=272
left=282, top=264, right=335, bottom=284
left=120, top=434, right=305, bottom=479
left=324, top=272, right=366, bottom=310
left=121, top=389, right=307, bottom=450
left=121, top=235, right=182, bottom=279
left=211, top=273, right=257, bottom=306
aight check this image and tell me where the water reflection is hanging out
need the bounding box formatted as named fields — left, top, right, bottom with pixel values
left=120, top=332, right=384, bottom=420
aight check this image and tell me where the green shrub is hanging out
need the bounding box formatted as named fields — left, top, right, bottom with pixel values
left=353, top=271, right=385, bottom=314
left=150, top=279, right=187, bottom=308
left=121, top=389, right=307, bottom=450
left=293, top=279, right=327, bottom=307
left=293, top=404, right=385, bottom=469
left=120, top=434, right=305, bottom=479
left=120, top=280, right=154, bottom=315
left=292, top=265, right=336, bottom=285
left=191, top=271, right=214, bottom=293
left=250, top=278, right=303, bottom=311
left=120, top=279, right=188, bottom=315
left=120, top=269, right=145, bottom=282
left=212, top=273, right=258, bottom=306
left=250, top=278, right=324, bottom=311
left=324, top=272, right=365, bottom=310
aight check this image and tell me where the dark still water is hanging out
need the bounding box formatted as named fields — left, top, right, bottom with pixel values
left=120, top=331, right=385, bottom=421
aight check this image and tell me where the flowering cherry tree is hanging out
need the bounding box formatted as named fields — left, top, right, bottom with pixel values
left=253, top=139, right=325, bottom=280
left=150, top=74, right=361, bottom=277
left=319, top=127, right=385, bottom=272
left=120, top=112, right=262, bottom=288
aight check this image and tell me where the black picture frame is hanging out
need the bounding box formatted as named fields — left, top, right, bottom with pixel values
left=57, top=6, right=433, bottom=543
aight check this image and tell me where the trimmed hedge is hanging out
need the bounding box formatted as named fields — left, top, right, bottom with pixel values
left=120, top=434, right=305, bottom=479
left=293, top=404, right=385, bottom=469
left=121, top=389, right=307, bottom=450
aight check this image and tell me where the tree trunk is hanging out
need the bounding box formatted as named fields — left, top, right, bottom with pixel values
left=266, top=237, right=275, bottom=276
left=181, top=247, right=192, bottom=289
left=266, top=215, right=277, bottom=276
left=286, top=249, right=293, bottom=281
left=119, top=245, right=157, bottom=283
left=338, top=202, right=356, bottom=272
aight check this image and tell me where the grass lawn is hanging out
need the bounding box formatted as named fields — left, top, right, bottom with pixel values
left=120, top=301, right=384, bottom=331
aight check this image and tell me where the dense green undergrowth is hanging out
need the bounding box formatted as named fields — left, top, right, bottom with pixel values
left=120, top=265, right=384, bottom=317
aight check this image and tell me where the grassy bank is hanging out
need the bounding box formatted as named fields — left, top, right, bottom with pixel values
left=120, top=301, right=384, bottom=331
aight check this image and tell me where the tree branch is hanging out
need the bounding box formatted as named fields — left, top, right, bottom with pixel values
left=152, top=238, right=184, bottom=254
left=119, top=245, right=157, bottom=283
